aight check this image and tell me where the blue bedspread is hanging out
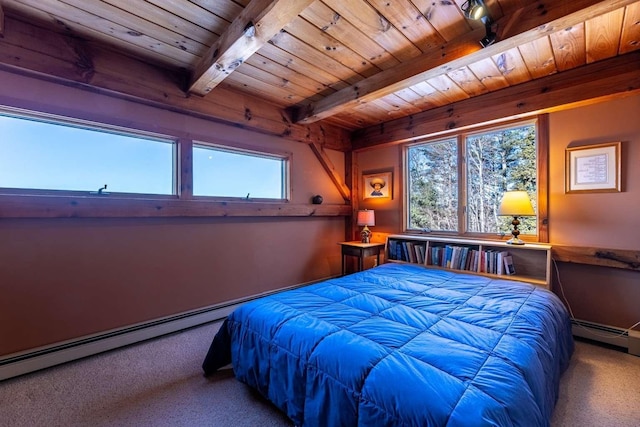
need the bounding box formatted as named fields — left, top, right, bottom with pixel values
left=203, top=263, right=573, bottom=426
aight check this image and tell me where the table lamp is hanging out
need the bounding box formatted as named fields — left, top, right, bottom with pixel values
left=497, top=191, right=535, bottom=245
left=357, top=209, right=375, bottom=243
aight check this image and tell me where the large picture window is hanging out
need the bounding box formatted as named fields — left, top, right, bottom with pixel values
left=406, top=119, right=545, bottom=241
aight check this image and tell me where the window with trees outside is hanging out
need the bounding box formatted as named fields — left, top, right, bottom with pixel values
left=406, top=119, right=544, bottom=241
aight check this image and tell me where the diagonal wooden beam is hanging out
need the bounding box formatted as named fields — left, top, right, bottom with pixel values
left=189, top=0, right=314, bottom=96
left=309, top=142, right=351, bottom=202
left=292, top=0, right=637, bottom=124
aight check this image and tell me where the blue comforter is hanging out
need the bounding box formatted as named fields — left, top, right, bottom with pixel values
left=203, top=263, right=573, bottom=426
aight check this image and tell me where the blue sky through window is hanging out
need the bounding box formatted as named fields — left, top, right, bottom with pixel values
left=0, top=115, right=174, bottom=194
left=193, top=144, right=284, bottom=199
left=0, top=113, right=286, bottom=199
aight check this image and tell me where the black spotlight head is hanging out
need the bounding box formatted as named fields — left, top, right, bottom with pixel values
left=462, top=0, right=487, bottom=20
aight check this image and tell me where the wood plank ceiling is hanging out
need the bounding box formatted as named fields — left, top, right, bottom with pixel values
left=1, top=0, right=639, bottom=133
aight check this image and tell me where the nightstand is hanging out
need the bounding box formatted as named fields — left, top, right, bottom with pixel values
left=339, top=241, right=386, bottom=275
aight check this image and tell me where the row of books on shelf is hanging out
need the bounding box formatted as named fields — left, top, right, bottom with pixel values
left=388, top=240, right=516, bottom=275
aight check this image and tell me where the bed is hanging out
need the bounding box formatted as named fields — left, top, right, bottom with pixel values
left=203, top=263, right=574, bottom=426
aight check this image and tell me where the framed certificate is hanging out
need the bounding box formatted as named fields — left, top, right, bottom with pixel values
left=565, top=142, right=621, bottom=193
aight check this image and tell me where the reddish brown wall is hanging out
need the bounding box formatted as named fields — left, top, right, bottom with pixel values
left=548, top=95, right=640, bottom=329
left=355, top=94, right=640, bottom=330
left=0, top=71, right=347, bottom=356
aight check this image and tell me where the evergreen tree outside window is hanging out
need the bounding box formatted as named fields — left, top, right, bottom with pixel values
left=406, top=120, right=540, bottom=240
left=407, top=138, right=458, bottom=232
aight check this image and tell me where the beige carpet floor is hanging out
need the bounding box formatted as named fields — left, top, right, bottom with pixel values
left=1, top=321, right=639, bottom=426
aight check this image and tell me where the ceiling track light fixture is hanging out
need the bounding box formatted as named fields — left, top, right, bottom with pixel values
left=461, top=0, right=496, bottom=48
left=461, top=0, right=487, bottom=20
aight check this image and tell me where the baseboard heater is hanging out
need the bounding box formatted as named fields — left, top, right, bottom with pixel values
left=572, top=319, right=640, bottom=356
left=0, top=278, right=326, bottom=382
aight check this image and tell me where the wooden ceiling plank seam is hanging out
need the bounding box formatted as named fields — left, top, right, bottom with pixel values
left=224, top=71, right=307, bottom=106
left=379, top=92, right=424, bottom=115
left=321, top=0, right=422, bottom=63
left=466, top=57, right=511, bottom=91
left=366, top=0, right=446, bottom=52
left=188, top=0, right=245, bottom=23
left=371, top=97, right=420, bottom=121
left=308, top=142, right=351, bottom=202
left=245, top=53, right=333, bottom=95
left=620, top=2, right=640, bottom=54
left=268, top=29, right=367, bottom=84
left=5, top=0, right=194, bottom=69
left=58, top=0, right=210, bottom=57
left=410, top=0, right=472, bottom=42
left=294, top=0, right=636, bottom=125
left=283, top=15, right=382, bottom=78
left=492, top=46, right=532, bottom=85
left=426, top=74, right=470, bottom=103
left=231, top=61, right=324, bottom=102
left=549, top=23, right=587, bottom=72
left=352, top=50, right=640, bottom=148
left=142, top=0, right=232, bottom=36
left=300, top=1, right=402, bottom=70
left=517, top=36, right=558, bottom=80
left=447, top=66, right=490, bottom=97
left=586, top=7, right=625, bottom=63
left=100, top=0, right=218, bottom=42
left=188, top=0, right=315, bottom=96
left=258, top=43, right=352, bottom=90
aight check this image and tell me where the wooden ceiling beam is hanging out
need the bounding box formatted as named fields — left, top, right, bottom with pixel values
left=351, top=51, right=640, bottom=148
left=189, top=0, right=314, bottom=96
left=292, top=0, right=638, bottom=124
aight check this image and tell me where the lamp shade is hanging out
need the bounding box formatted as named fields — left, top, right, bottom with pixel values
left=356, top=209, right=375, bottom=227
left=497, top=191, right=535, bottom=216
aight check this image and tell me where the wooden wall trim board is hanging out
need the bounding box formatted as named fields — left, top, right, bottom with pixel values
left=0, top=195, right=351, bottom=219
left=352, top=51, right=640, bottom=149
left=0, top=14, right=351, bottom=152
left=537, top=114, right=550, bottom=243
left=552, top=245, right=640, bottom=272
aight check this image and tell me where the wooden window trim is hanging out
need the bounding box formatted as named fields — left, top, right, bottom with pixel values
left=403, top=115, right=549, bottom=243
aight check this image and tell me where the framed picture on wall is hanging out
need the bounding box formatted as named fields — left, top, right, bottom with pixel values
left=363, top=171, right=392, bottom=200
left=565, top=142, right=621, bottom=193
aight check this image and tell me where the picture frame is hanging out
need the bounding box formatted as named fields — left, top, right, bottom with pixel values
left=362, top=171, right=392, bottom=200
left=565, top=142, right=621, bottom=193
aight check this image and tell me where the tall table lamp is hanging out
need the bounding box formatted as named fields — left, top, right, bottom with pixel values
left=357, top=209, right=375, bottom=243
left=497, top=191, right=535, bottom=245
